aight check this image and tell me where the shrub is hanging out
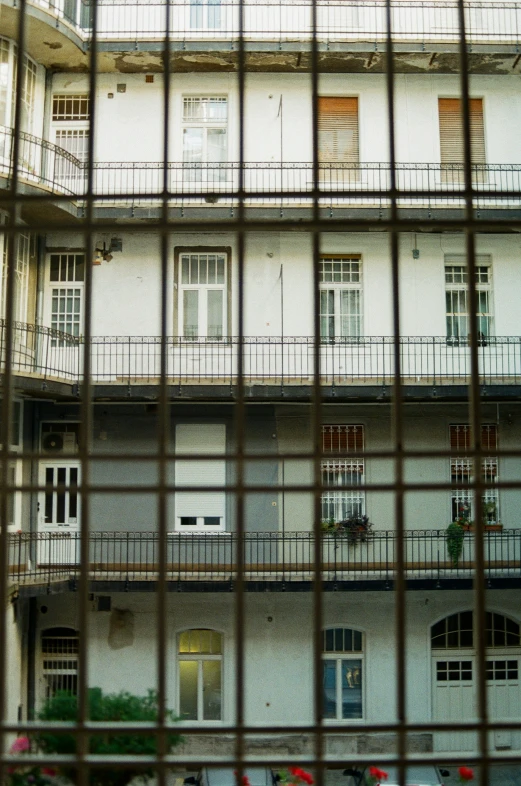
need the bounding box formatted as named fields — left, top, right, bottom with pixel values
left=35, top=688, right=182, bottom=786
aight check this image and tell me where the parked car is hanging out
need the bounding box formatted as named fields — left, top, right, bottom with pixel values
left=185, top=768, right=278, bottom=786
left=343, top=765, right=451, bottom=786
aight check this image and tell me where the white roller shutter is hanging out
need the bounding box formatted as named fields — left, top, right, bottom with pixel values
left=175, top=424, right=226, bottom=531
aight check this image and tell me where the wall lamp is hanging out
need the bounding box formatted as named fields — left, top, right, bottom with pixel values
left=93, top=238, right=123, bottom=265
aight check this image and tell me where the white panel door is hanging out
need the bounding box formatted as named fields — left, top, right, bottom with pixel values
left=37, top=462, right=80, bottom=564
left=486, top=657, right=521, bottom=751
left=433, top=658, right=477, bottom=752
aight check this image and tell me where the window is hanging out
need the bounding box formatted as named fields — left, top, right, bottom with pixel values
left=439, top=97, right=486, bottom=182
left=174, top=423, right=226, bottom=531
left=0, top=38, right=37, bottom=133
left=49, top=253, right=85, bottom=340
left=190, top=0, right=221, bottom=29
left=322, top=627, right=364, bottom=720
left=40, top=628, right=79, bottom=702
left=318, top=97, right=359, bottom=182
left=176, top=249, right=228, bottom=339
left=319, top=256, right=362, bottom=341
left=1, top=232, right=33, bottom=324
left=450, top=424, right=498, bottom=524
left=182, top=96, right=227, bottom=182
left=52, top=94, right=90, bottom=178
left=321, top=425, right=364, bottom=522
left=178, top=629, right=222, bottom=721
left=445, top=256, right=492, bottom=341
left=431, top=611, right=520, bottom=649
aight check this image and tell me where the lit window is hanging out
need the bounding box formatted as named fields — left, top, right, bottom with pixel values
left=178, top=629, right=222, bottom=721
left=322, top=628, right=364, bottom=720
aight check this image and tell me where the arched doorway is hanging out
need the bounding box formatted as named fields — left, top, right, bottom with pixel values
left=431, top=610, right=521, bottom=752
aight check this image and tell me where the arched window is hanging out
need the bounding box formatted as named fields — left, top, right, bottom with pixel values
left=322, top=627, right=363, bottom=720
left=41, top=627, right=79, bottom=701
left=178, top=629, right=222, bottom=721
left=431, top=611, right=520, bottom=649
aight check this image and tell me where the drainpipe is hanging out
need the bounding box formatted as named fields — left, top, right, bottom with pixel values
left=26, top=597, right=37, bottom=720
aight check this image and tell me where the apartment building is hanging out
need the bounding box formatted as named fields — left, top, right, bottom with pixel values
left=1, top=0, right=521, bottom=764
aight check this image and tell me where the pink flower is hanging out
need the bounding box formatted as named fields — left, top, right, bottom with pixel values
left=10, top=737, right=30, bottom=753
left=458, top=767, right=474, bottom=782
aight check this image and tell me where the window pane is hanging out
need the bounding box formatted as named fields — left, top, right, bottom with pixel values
left=202, top=660, right=222, bottom=720
left=207, top=128, right=227, bottom=163
left=207, top=290, right=223, bottom=338
left=183, top=128, right=203, bottom=163
left=322, top=660, right=336, bottom=719
left=183, top=290, right=199, bottom=338
left=342, top=659, right=362, bottom=719
left=179, top=660, right=198, bottom=720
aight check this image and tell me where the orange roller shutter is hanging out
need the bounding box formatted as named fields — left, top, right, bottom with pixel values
left=439, top=98, right=485, bottom=164
left=318, top=97, right=359, bottom=163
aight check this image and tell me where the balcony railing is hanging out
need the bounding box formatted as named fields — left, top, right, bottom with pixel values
left=8, top=530, right=521, bottom=587
left=3, top=129, right=521, bottom=210
left=4, top=323, right=521, bottom=387
left=16, top=0, right=521, bottom=45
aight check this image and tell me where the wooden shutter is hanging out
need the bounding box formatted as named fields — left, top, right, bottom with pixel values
left=318, top=97, right=359, bottom=163
left=439, top=98, right=486, bottom=165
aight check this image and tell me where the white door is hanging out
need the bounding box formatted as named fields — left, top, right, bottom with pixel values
left=486, top=656, right=521, bottom=751
left=433, top=658, right=477, bottom=752
left=37, top=463, right=80, bottom=564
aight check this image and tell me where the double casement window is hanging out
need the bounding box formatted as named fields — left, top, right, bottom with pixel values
left=178, top=629, right=222, bottom=721
left=450, top=424, right=499, bottom=524
left=1, top=232, right=32, bottom=325
left=322, top=627, right=364, bottom=720
left=174, top=423, right=226, bottom=531
left=182, top=96, right=228, bottom=183
left=176, top=249, right=228, bottom=339
left=321, top=425, right=364, bottom=522
left=0, top=37, right=37, bottom=133
left=319, top=256, right=362, bottom=341
left=52, top=94, right=90, bottom=178
left=445, top=256, right=492, bottom=342
left=49, top=253, right=85, bottom=342
left=190, top=0, right=221, bottom=29
left=318, top=97, right=359, bottom=182
left=439, top=97, right=486, bottom=182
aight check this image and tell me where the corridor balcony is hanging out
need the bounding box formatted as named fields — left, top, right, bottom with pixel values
left=4, top=323, right=521, bottom=397
left=8, top=529, right=521, bottom=593
left=3, top=128, right=521, bottom=220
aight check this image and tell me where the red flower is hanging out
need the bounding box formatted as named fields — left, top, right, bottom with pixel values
left=234, top=772, right=251, bottom=786
left=42, top=768, right=57, bottom=777
left=369, top=767, right=388, bottom=782
left=458, top=767, right=474, bottom=782
left=288, top=769, right=314, bottom=786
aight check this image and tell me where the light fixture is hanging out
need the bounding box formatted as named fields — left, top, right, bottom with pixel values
left=93, top=238, right=122, bottom=264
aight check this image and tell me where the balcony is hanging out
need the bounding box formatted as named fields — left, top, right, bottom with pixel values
left=3, top=130, right=521, bottom=223
left=8, top=530, right=521, bottom=594
left=5, top=323, right=521, bottom=400
left=4, top=0, right=521, bottom=74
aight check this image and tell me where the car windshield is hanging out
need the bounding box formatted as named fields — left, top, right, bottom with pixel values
left=370, top=767, right=441, bottom=786
left=206, top=768, right=270, bottom=786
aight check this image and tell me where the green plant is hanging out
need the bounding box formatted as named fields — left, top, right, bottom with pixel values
left=35, top=689, right=182, bottom=786
left=321, top=518, right=337, bottom=533
left=338, top=514, right=373, bottom=543
left=446, top=521, right=465, bottom=567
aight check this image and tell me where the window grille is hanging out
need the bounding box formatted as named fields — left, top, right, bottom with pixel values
left=1, top=0, right=520, bottom=783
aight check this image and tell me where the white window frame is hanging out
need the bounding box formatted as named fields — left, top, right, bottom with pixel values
left=319, top=256, right=362, bottom=341
left=182, top=96, right=228, bottom=183
left=51, top=94, right=90, bottom=180
left=1, top=232, right=32, bottom=325
left=177, top=250, right=228, bottom=340
left=449, top=424, right=499, bottom=524
left=177, top=629, right=223, bottom=722
left=47, top=252, right=85, bottom=342
left=189, top=0, right=222, bottom=30
left=445, top=256, right=493, bottom=341
left=321, top=425, right=365, bottom=523
left=322, top=627, right=364, bottom=722
left=0, top=38, right=37, bottom=133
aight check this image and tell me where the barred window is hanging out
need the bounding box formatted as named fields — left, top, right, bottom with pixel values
left=321, top=425, right=364, bottom=521
left=40, top=628, right=79, bottom=702
left=52, top=94, right=90, bottom=122
left=450, top=424, right=499, bottom=524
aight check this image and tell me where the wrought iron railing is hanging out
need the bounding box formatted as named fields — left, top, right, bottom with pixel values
left=4, top=324, right=521, bottom=386
left=4, top=139, right=521, bottom=209
left=15, top=0, right=521, bottom=44
left=8, top=529, right=521, bottom=586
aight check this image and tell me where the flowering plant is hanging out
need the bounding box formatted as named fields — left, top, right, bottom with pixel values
left=7, top=737, right=57, bottom=786
left=278, top=767, right=314, bottom=786
left=458, top=767, right=474, bottom=782
left=366, top=767, right=388, bottom=786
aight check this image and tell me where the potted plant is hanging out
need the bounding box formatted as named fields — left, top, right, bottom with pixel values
left=446, top=519, right=466, bottom=567
left=337, top=514, right=373, bottom=544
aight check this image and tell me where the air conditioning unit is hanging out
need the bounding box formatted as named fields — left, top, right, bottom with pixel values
left=42, top=429, right=77, bottom=455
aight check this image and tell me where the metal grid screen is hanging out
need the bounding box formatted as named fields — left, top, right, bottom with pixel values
left=1, top=2, right=521, bottom=786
